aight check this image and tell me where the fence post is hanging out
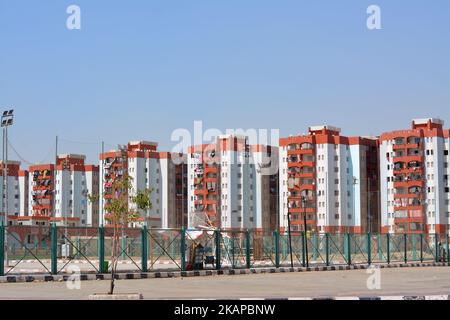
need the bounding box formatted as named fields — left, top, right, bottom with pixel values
left=215, top=229, right=221, bottom=270
left=274, top=230, right=280, bottom=268
left=346, top=233, right=351, bottom=266
left=141, top=225, right=148, bottom=273
left=435, top=233, right=439, bottom=263
left=386, top=233, right=390, bottom=264
left=404, top=233, right=408, bottom=264
left=367, top=232, right=371, bottom=265
left=231, top=232, right=235, bottom=269
left=51, top=223, right=57, bottom=275
left=180, top=227, right=186, bottom=272
left=447, top=233, right=449, bottom=263
left=420, top=233, right=423, bottom=263
left=98, top=226, right=105, bottom=273
left=0, top=222, right=4, bottom=276
left=246, top=230, right=251, bottom=269
left=300, top=231, right=306, bottom=267
left=325, top=233, right=330, bottom=267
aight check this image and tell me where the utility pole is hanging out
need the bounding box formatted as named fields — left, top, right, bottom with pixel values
left=368, top=176, right=371, bottom=234
left=101, top=141, right=104, bottom=227
left=181, top=154, right=185, bottom=229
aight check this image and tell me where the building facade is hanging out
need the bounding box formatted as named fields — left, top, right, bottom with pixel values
left=187, top=135, right=278, bottom=230
left=380, top=118, right=450, bottom=234
left=100, top=141, right=187, bottom=228
left=23, top=154, right=99, bottom=227
left=0, top=161, right=27, bottom=223
left=279, top=125, right=379, bottom=234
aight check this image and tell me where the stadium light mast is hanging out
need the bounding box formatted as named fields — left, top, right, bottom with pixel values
left=1, top=109, right=14, bottom=266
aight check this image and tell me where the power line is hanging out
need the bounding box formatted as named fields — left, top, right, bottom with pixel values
left=58, top=137, right=116, bottom=148
left=7, top=139, right=54, bottom=165
left=58, top=137, right=102, bottom=145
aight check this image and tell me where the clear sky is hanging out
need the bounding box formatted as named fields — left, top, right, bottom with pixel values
left=0, top=0, right=449, bottom=165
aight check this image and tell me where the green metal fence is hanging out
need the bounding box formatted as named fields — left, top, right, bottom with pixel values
left=0, top=225, right=448, bottom=276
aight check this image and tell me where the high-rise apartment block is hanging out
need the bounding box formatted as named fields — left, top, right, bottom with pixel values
left=99, top=141, right=187, bottom=228
left=279, top=125, right=379, bottom=234
left=3, top=117, right=450, bottom=235
left=380, top=118, right=450, bottom=234
left=187, top=135, right=278, bottom=230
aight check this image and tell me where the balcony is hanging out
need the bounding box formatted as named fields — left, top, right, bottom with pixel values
left=392, top=155, right=423, bottom=164
left=288, top=207, right=315, bottom=214
left=288, top=148, right=314, bottom=156
left=194, top=189, right=208, bottom=196
left=288, top=161, right=315, bottom=168
left=204, top=165, right=218, bottom=173
left=393, top=180, right=424, bottom=189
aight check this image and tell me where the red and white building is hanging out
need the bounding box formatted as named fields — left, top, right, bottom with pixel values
left=380, top=118, right=450, bottom=234
left=20, top=154, right=100, bottom=227
left=279, top=125, right=379, bottom=234
left=100, top=141, right=187, bottom=228
left=187, top=135, right=278, bottom=230
left=0, top=161, right=29, bottom=223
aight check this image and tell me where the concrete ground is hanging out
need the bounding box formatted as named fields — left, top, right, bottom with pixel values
left=0, top=267, right=450, bottom=299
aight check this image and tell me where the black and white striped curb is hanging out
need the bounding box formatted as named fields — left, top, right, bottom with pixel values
left=187, top=295, right=450, bottom=300
left=1, top=261, right=449, bottom=284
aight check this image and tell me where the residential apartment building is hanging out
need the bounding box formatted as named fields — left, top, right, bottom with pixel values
left=0, top=161, right=28, bottom=223
left=99, top=141, right=187, bottom=228
left=380, top=118, right=450, bottom=234
left=187, top=135, right=278, bottom=230
left=279, top=125, right=379, bottom=234
left=21, top=154, right=99, bottom=227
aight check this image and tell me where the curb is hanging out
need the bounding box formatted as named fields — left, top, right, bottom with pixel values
left=88, top=293, right=143, bottom=300
left=186, top=295, right=450, bottom=300
left=1, top=262, right=449, bottom=284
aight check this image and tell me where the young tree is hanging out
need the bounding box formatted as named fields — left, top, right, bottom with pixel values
left=89, top=174, right=152, bottom=295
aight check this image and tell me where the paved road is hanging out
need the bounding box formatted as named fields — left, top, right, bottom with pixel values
left=0, top=267, right=449, bottom=299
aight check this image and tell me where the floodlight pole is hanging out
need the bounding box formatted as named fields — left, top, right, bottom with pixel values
left=1, top=109, right=14, bottom=267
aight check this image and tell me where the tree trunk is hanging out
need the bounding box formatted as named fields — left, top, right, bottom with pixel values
left=108, top=223, right=118, bottom=295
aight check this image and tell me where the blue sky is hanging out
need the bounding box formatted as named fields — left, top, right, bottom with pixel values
left=0, top=0, right=449, bottom=165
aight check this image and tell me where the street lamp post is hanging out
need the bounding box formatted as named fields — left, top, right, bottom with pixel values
left=302, top=196, right=309, bottom=268
left=1, top=109, right=14, bottom=267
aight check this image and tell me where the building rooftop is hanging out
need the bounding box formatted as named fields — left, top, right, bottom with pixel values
left=58, top=154, right=86, bottom=160
left=309, top=125, right=341, bottom=133
left=412, top=118, right=444, bottom=126
left=128, top=140, right=158, bottom=147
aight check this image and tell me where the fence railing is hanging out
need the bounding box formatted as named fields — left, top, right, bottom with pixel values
left=0, top=224, right=448, bottom=276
